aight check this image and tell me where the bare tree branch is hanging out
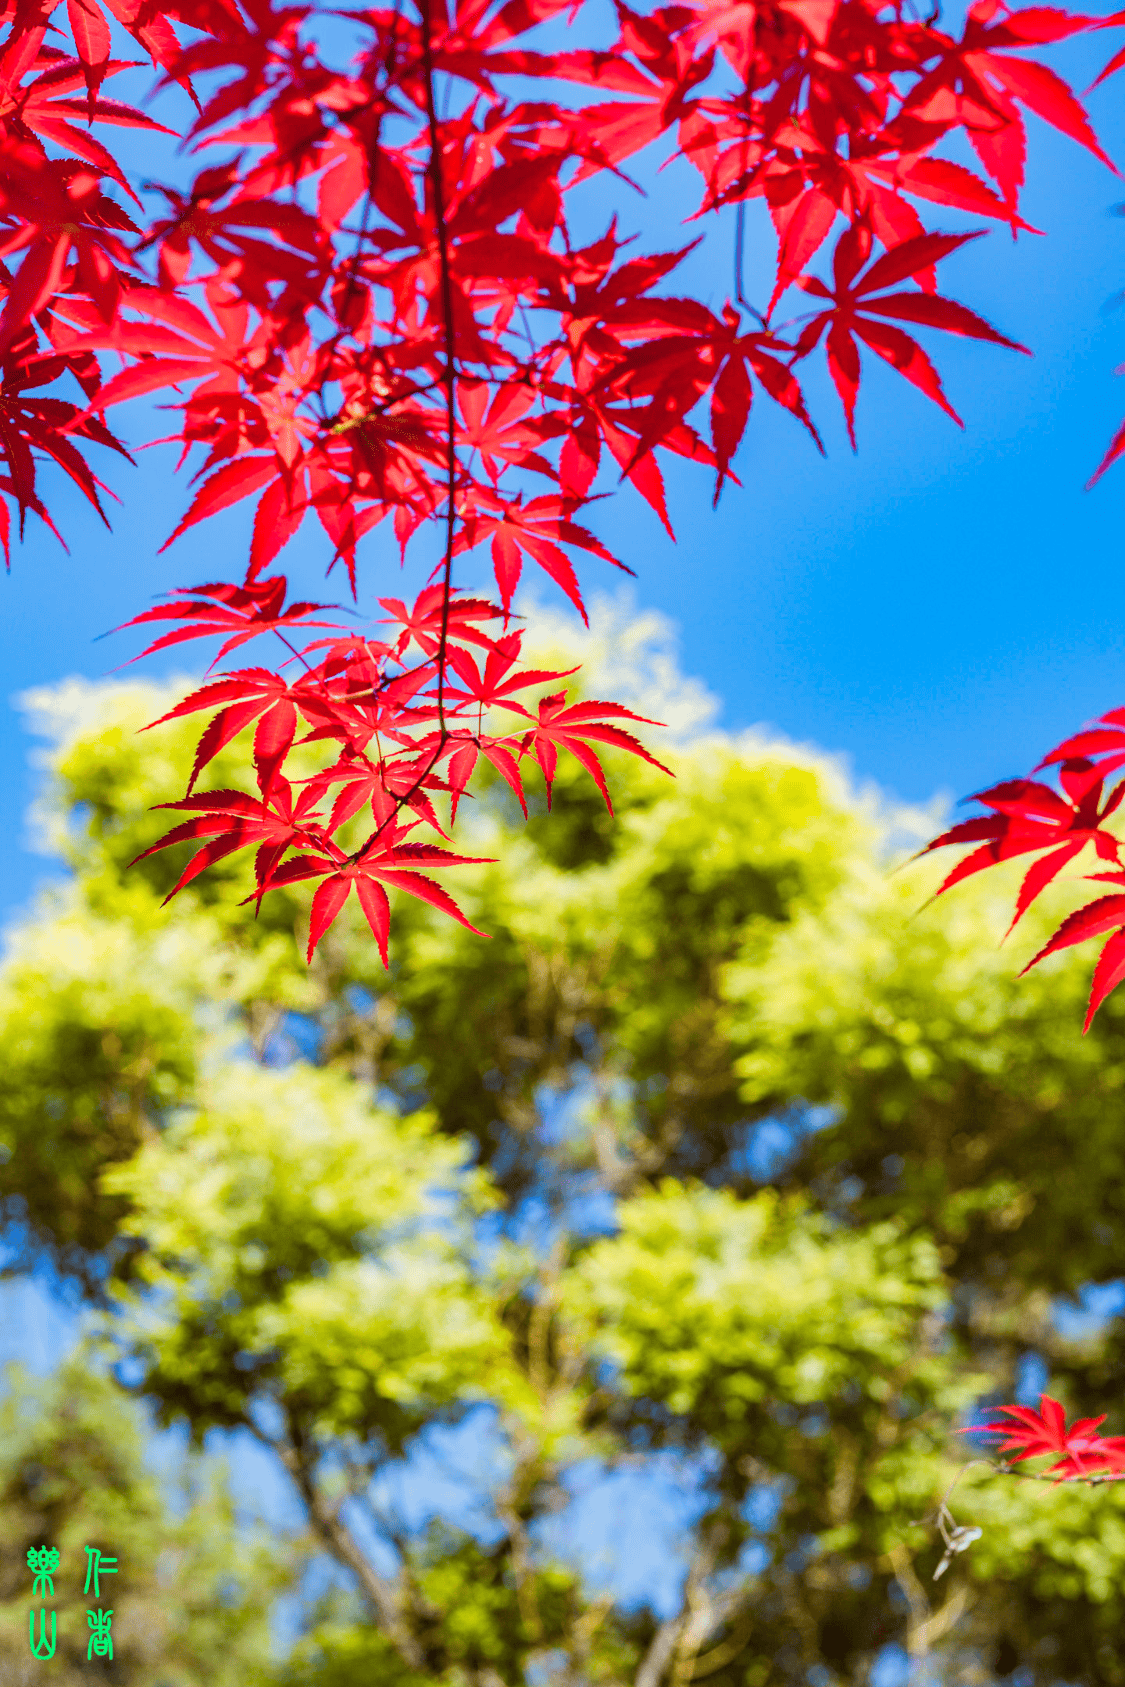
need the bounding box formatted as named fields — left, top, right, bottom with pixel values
left=247, top=1417, right=425, bottom=1670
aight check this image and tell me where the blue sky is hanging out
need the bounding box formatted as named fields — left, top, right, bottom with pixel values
left=3, top=23, right=1125, bottom=919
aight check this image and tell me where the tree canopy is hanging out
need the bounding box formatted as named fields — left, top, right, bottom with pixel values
left=2, top=607, right=1125, bottom=1686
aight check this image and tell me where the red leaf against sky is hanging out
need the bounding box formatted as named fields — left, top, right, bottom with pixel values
left=793, top=226, right=1028, bottom=445
left=455, top=491, right=625, bottom=620
left=379, top=586, right=505, bottom=659
left=925, top=708, right=1125, bottom=1028
left=118, top=575, right=341, bottom=666
left=0, top=324, right=130, bottom=552
left=921, top=757, right=1125, bottom=934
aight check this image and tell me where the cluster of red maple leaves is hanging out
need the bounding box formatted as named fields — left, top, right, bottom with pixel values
left=925, top=716, right=1125, bottom=1031
left=1, top=0, right=1121, bottom=960
left=127, top=576, right=669, bottom=956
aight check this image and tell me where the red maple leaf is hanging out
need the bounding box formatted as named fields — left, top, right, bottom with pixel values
left=0, top=324, right=130, bottom=552
left=520, top=691, right=672, bottom=811
left=0, top=46, right=176, bottom=196
left=792, top=224, right=1028, bottom=445
left=920, top=757, right=1125, bottom=939
left=455, top=490, right=625, bottom=620
left=117, top=574, right=342, bottom=665
left=144, top=667, right=310, bottom=795
left=262, top=800, right=492, bottom=963
left=132, top=778, right=332, bottom=903
left=965, top=1394, right=1125, bottom=1481
left=0, top=149, right=139, bottom=352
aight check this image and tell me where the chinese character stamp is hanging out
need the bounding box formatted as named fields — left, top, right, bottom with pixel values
left=27, top=1545, right=59, bottom=1599
left=24, top=1541, right=122, bottom=1661
left=86, top=1608, right=113, bottom=1660
left=28, top=1607, right=56, bottom=1660
left=83, top=1545, right=118, bottom=1600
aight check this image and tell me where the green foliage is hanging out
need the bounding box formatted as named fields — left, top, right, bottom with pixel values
left=0, top=1346, right=292, bottom=1685
left=0, top=908, right=198, bottom=1289
left=279, top=1534, right=628, bottom=1687
left=6, top=608, right=1125, bottom=1687
left=569, top=1182, right=950, bottom=1424
left=103, top=1063, right=519, bottom=1445
left=724, top=848, right=1125, bottom=1292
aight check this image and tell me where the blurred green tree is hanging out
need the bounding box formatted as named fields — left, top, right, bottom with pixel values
left=3, top=602, right=1125, bottom=1687
left=0, top=1348, right=293, bottom=1683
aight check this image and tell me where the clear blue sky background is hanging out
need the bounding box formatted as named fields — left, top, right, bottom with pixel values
left=3, top=14, right=1125, bottom=1656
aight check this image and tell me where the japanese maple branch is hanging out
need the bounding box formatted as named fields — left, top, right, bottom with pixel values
left=937, top=1455, right=1125, bottom=1513
left=418, top=0, right=458, bottom=740
left=345, top=0, right=465, bottom=863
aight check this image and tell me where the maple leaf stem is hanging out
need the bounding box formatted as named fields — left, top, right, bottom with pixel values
left=994, top=1463, right=1125, bottom=1486
left=734, top=202, right=764, bottom=324
left=274, top=629, right=314, bottom=674
left=330, top=0, right=470, bottom=872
